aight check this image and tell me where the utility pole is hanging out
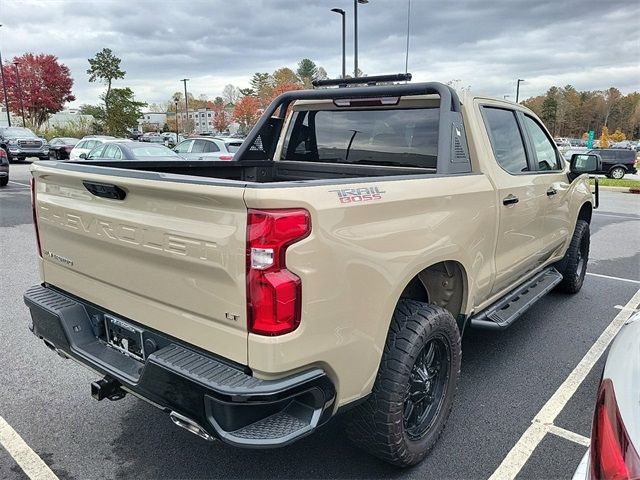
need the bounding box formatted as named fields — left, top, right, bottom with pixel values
left=0, top=25, right=11, bottom=126
left=181, top=78, right=189, bottom=134
left=174, top=100, right=179, bottom=144
left=13, top=62, right=25, bottom=126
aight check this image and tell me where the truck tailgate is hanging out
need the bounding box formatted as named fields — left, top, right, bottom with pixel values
left=32, top=164, right=249, bottom=364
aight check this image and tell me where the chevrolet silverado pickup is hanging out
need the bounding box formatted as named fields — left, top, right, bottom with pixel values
left=24, top=75, right=601, bottom=467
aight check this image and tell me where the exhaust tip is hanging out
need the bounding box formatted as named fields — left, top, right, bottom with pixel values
left=169, top=411, right=214, bottom=442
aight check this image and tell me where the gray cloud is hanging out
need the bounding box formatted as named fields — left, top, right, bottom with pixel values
left=1, top=0, right=637, bottom=107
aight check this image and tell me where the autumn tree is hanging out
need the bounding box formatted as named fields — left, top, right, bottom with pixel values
left=102, top=87, right=146, bottom=136
left=1, top=53, right=75, bottom=129
left=232, top=96, right=261, bottom=135
left=272, top=68, right=300, bottom=87
left=87, top=48, right=125, bottom=115
left=599, top=126, right=610, bottom=148
left=212, top=102, right=232, bottom=133
left=610, top=129, right=626, bottom=143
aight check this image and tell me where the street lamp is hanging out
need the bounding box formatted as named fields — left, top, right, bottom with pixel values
left=0, top=25, right=11, bottom=126
left=174, top=100, right=179, bottom=144
left=331, top=8, right=346, bottom=79
left=180, top=78, right=189, bottom=134
left=353, top=0, right=368, bottom=78
left=13, top=61, right=26, bottom=126
left=516, top=79, right=525, bottom=103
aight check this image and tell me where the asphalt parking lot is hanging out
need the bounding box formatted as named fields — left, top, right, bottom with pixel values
left=1, top=161, right=639, bottom=480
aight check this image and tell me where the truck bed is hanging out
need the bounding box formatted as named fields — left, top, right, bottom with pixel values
left=59, top=159, right=436, bottom=185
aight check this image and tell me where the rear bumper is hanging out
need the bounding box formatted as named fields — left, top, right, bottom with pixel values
left=24, top=284, right=336, bottom=448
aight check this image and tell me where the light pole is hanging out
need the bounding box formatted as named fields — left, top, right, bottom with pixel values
left=0, top=25, right=11, bottom=126
left=516, top=79, right=525, bottom=103
left=331, top=8, right=346, bottom=79
left=174, top=100, right=179, bottom=144
left=13, top=61, right=26, bottom=126
left=180, top=78, right=189, bottom=134
left=353, top=0, right=368, bottom=78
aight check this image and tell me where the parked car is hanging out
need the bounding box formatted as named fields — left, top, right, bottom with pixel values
left=572, top=311, right=640, bottom=480
left=0, top=127, right=49, bottom=162
left=587, top=148, right=638, bottom=179
left=173, top=136, right=243, bottom=160
left=140, top=132, right=164, bottom=143
left=69, top=136, right=123, bottom=160
left=48, top=137, right=80, bottom=160
left=161, top=132, right=185, bottom=147
left=25, top=78, right=600, bottom=467
left=555, top=138, right=573, bottom=155
left=81, top=141, right=181, bottom=161
left=0, top=148, right=8, bottom=186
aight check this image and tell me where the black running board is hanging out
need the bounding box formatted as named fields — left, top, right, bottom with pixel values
left=470, top=268, right=562, bottom=330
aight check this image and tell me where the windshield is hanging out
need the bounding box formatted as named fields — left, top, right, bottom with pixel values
left=281, top=107, right=439, bottom=169
left=130, top=144, right=178, bottom=157
left=3, top=127, right=37, bottom=138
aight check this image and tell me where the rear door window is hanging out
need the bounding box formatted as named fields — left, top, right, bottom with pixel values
left=191, top=140, right=207, bottom=154
left=202, top=140, right=220, bottom=153
left=482, top=107, right=529, bottom=174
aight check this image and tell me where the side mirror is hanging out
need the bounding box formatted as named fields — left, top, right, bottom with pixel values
left=79, top=153, right=87, bottom=159
left=570, top=153, right=601, bottom=175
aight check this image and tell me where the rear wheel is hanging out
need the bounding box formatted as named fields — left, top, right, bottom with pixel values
left=555, top=220, right=589, bottom=293
left=346, top=300, right=461, bottom=467
left=0, top=176, right=7, bottom=187
left=609, top=167, right=626, bottom=179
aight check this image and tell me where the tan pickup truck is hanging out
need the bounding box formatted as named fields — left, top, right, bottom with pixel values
left=24, top=75, right=601, bottom=467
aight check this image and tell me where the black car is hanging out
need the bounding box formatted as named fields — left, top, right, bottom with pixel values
left=82, top=141, right=181, bottom=161
left=48, top=137, right=80, bottom=160
left=0, top=127, right=49, bottom=162
left=588, top=148, right=638, bottom=179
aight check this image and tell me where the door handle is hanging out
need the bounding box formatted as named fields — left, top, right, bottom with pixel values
left=83, top=181, right=127, bottom=200
left=502, top=194, right=519, bottom=206
left=546, top=187, right=557, bottom=196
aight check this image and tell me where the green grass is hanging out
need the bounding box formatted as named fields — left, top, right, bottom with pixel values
left=589, top=178, right=640, bottom=188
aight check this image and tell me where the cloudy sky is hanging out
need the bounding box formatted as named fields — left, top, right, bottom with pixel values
left=1, top=0, right=638, bottom=109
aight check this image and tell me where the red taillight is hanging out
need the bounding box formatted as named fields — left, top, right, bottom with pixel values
left=590, top=379, right=640, bottom=480
left=30, top=177, right=42, bottom=257
left=246, top=209, right=311, bottom=336
left=219, top=155, right=233, bottom=161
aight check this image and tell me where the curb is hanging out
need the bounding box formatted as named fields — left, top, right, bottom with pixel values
left=592, top=185, right=640, bottom=193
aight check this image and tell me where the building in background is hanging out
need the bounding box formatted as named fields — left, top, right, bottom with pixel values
left=138, top=112, right=168, bottom=132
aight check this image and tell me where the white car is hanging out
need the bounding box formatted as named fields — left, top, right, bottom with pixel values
left=69, top=136, right=116, bottom=160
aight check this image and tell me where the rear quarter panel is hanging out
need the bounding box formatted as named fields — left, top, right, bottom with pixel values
left=244, top=174, right=497, bottom=406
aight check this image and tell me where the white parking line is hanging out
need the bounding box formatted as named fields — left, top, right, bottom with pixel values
left=489, top=287, right=640, bottom=480
left=586, top=272, right=640, bottom=284
left=0, top=416, right=59, bottom=480
left=547, top=424, right=590, bottom=447
left=7, top=180, right=30, bottom=188
left=594, top=212, right=640, bottom=220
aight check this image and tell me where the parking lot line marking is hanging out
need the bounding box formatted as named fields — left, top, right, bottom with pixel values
left=546, top=424, right=590, bottom=447
left=8, top=180, right=30, bottom=187
left=594, top=212, right=640, bottom=220
left=586, top=272, right=640, bottom=284
left=0, top=416, right=59, bottom=480
left=489, top=287, right=640, bottom=480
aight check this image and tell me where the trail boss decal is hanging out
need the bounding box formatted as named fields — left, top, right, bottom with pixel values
left=328, top=186, right=386, bottom=204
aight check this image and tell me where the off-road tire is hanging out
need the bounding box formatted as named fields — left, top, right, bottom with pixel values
left=345, top=300, right=461, bottom=467
left=554, top=219, right=589, bottom=293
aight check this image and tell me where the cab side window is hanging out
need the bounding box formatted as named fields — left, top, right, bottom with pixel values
left=482, top=107, right=529, bottom=174
left=523, top=116, right=563, bottom=171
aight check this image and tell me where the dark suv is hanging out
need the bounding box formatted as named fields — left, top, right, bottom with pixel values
left=0, top=127, right=49, bottom=162
left=589, top=148, right=638, bottom=179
